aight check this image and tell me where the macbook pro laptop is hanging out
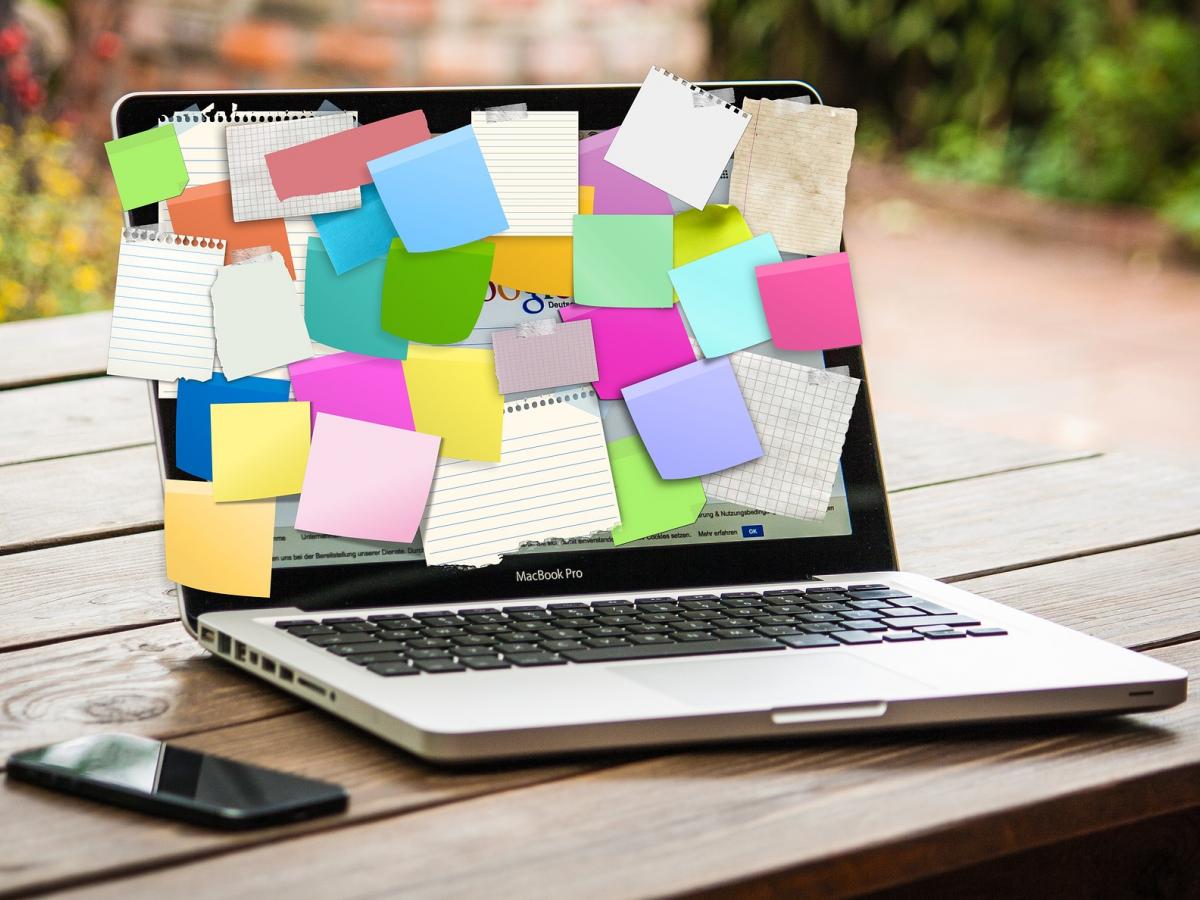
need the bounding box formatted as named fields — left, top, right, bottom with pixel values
left=114, top=82, right=1187, bottom=763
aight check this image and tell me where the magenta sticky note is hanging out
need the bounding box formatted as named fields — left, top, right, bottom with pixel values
left=755, top=252, right=862, bottom=351
left=295, top=413, right=440, bottom=543
left=288, top=352, right=414, bottom=431
left=579, top=128, right=673, bottom=215
left=559, top=303, right=695, bottom=400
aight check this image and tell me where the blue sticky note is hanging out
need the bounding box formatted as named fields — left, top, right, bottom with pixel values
left=311, top=183, right=397, bottom=275
left=304, top=237, right=409, bottom=359
left=668, top=234, right=781, bottom=358
left=367, top=126, right=508, bottom=252
left=176, top=373, right=291, bottom=480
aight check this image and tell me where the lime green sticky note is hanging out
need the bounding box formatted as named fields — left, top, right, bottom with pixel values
left=381, top=238, right=495, bottom=344
left=673, top=205, right=754, bottom=269
left=104, top=126, right=189, bottom=211
left=573, top=214, right=673, bottom=308
left=608, top=435, right=706, bottom=546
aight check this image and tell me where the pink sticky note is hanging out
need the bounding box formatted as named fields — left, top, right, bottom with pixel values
left=265, top=111, right=432, bottom=200
left=289, top=352, right=414, bottom=431
left=296, top=413, right=440, bottom=543
left=579, top=128, right=673, bottom=215
left=755, top=252, right=862, bottom=351
left=559, top=304, right=695, bottom=400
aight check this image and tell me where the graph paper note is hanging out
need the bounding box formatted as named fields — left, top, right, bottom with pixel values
left=491, top=319, right=598, bottom=395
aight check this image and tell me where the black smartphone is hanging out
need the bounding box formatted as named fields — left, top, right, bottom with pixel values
left=7, top=733, right=347, bottom=829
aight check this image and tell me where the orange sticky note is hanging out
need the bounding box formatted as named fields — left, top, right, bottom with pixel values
left=167, top=181, right=296, bottom=277
left=163, top=479, right=274, bottom=597
left=484, top=187, right=593, bottom=297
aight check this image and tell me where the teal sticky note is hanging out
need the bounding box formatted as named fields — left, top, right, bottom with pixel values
left=668, top=234, right=781, bottom=357
left=573, top=214, right=673, bottom=308
left=104, top=126, right=189, bottom=211
left=311, top=183, right=397, bottom=275
left=304, top=237, right=409, bottom=359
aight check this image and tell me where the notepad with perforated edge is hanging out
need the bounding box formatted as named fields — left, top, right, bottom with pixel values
left=729, top=100, right=857, bottom=256
left=421, top=387, right=620, bottom=567
left=164, top=479, right=274, bottom=597
left=107, top=228, right=224, bottom=382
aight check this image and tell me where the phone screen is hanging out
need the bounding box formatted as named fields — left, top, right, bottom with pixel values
left=8, top=733, right=346, bottom=826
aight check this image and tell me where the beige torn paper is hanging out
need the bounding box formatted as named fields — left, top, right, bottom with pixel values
left=729, top=100, right=857, bottom=256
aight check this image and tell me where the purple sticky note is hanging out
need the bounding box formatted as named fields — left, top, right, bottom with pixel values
left=288, top=352, right=414, bottom=431
left=756, top=252, right=863, bottom=351
left=579, top=128, right=674, bottom=215
left=621, top=357, right=763, bottom=479
left=559, top=303, right=695, bottom=400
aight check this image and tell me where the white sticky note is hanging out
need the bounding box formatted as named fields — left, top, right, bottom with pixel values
left=211, top=252, right=314, bottom=380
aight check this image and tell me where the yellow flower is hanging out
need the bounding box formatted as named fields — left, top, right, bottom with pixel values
left=35, top=291, right=58, bottom=316
left=27, top=241, right=50, bottom=267
left=72, top=265, right=101, bottom=294
left=61, top=226, right=86, bottom=256
left=1, top=278, right=27, bottom=308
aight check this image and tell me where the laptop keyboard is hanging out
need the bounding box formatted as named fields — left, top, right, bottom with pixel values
left=271, top=585, right=1007, bottom=677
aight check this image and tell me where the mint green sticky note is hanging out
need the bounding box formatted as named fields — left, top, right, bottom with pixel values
left=104, top=126, right=189, bottom=211
left=380, top=238, right=495, bottom=344
left=305, top=238, right=409, bottom=359
left=608, top=435, right=706, bottom=545
left=573, top=214, right=673, bottom=308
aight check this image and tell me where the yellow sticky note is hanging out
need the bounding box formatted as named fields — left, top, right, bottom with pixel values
left=164, top=480, right=274, bottom=597
left=404, top=346, right=502, bottom=461
left=484, top=187, right=593, bottom=297
left=211, top=401, right=311, bottom=501
left=673, top=204, right=754, bottom=269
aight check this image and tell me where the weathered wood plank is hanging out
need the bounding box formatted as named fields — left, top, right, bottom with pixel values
left=0, top=539, right=1194, bottom=897
left=0, top=531, right=173, bottom=651
left=0, top=445, right=161, bottom=553
left=893, top=452, right=1200, bottom=579
left=0, top=377, right=153, bottom=467
left=0, top=311, right=110, bottom=389
left=38, top=640, right=1200, bottom=900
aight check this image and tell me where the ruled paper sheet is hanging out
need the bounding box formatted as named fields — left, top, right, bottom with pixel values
left=107, top=228, right=224, bottom=381
left=421, top=388, right=621, bottom=567
left=469, top=111, right=579, bottom=236
left=729, top=99, right=858, bottom=256
left=226, top=112, right=361, bottom=222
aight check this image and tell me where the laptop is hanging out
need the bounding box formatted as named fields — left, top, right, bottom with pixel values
left=115, top=82, right=1187, bottom=763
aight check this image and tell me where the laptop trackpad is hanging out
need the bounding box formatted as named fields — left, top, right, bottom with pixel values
left=615, top=653, right=931, bottom=711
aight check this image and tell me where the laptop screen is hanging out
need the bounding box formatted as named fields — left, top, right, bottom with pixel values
left=117, top=85, right=894, bottom=617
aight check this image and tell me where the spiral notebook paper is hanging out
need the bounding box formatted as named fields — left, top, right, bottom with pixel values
left=729, top=100, right=858, bottom=256
left=420, top=389, right=621, bottom=567
left=107, top=229, right=225, bottom=381
left=226, top=112, right=361, bottom=222
left=702, top=353, right=860, bottom=521
left=604, top=67, right=750, bottom=209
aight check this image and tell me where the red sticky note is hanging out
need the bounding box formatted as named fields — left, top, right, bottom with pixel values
left=166, top=181, right=295, bottom=278
left=558, top=304, right=695, bottom=401
left=755, top=252, right=862, bottom=351
left=265, top=111, right=432, bottom=201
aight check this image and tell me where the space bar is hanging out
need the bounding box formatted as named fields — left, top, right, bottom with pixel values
left=561, top=638, right=784, bottom=664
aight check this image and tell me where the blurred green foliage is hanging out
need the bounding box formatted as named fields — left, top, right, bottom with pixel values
left=710, top=1, right=1200, bottom=246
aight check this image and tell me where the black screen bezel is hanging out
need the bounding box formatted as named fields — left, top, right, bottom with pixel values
left=114, top=81, right=897, bottom=624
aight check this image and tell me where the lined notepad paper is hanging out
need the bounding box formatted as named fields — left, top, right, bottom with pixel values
left=421, top=388, right=621, bottom=567
left=469, top=111, right=579, bottom=236
left=729, top=100, right=858, bottom=256
left=227, top=112, right=361, bottom=222
left=107, top=228, right=224, bottom=381
left=702, top=353, right=860, bottom=520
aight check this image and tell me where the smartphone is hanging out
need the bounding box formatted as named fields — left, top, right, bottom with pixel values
left=7, top=733, right=347, bottom=829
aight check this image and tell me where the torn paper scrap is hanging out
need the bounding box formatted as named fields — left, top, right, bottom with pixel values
left=164, top=479, right=274, bottom=597
left=702, top=353, right=860, bottom=520
left=211, top=252, right=313, bottom=380
left=492, top=318, right=598, bottom=394
left=420, top=388, right=620, bottom=567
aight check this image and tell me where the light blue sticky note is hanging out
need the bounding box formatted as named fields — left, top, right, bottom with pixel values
left=304, top=237, right=409, bottom=359
left=366, top=126, right=508, bottom=253
left=312, top=183, right=397, bottom=275
left=668, top=234, right=781, bottom=358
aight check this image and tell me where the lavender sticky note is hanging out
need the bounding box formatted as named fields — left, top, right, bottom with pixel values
left=289, top=352, right=414, bottom=431
left=621, top=357, right=762, bottom=479
left=579, top=127, right=673, bottom=215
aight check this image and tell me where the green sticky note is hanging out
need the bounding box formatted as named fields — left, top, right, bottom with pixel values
left=608, top=435, right=706, bottom=546
left=104, top=126, right=189, bottom=211
left=673, top=205, right=754, bottom=269
left=305, top=238, right=409, bottom=359
left=573, top=214, right=673, bottom=308
left=381, top=238, right=495, bottom=344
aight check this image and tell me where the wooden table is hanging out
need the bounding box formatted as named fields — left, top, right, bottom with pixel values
left=3, top=310, right=1200, bottom=899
